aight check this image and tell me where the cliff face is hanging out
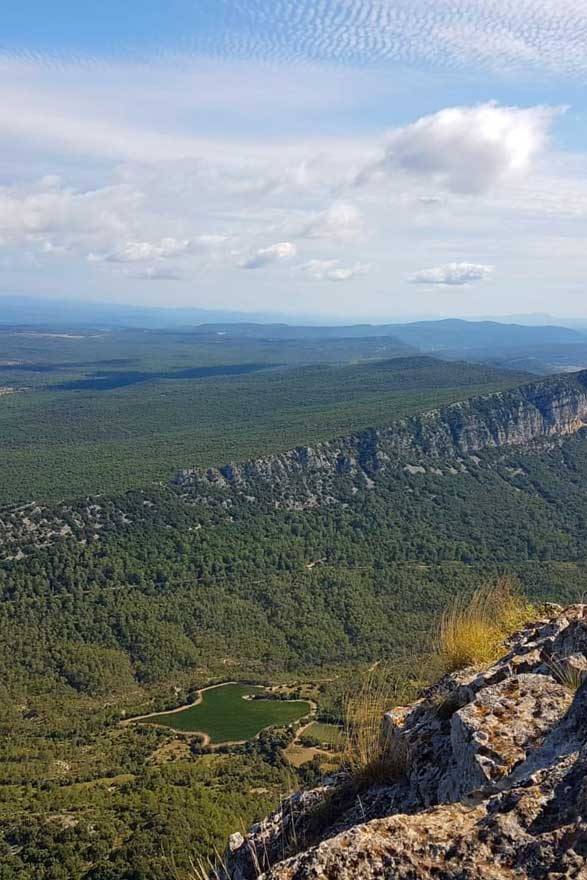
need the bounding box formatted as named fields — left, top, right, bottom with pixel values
left=5, top=373, right=587, bottom=560
left=224, top=605, right=587, bottom=879
left=175, top=373, right=587, bottom=498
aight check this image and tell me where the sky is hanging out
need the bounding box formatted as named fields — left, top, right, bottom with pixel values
left=2, top=0, right=587, bottom=320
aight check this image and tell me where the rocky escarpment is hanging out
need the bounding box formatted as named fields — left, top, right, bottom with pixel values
left=175, top=373, right=587, bottom=500
left=4, top=373, right=587, bottom=560
left=223, top=605, right=587, bottom=879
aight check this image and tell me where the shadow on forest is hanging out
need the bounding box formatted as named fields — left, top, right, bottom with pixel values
left=1, top=358, right=135, bottom=373
left=52, top=362, right=279, bottom=391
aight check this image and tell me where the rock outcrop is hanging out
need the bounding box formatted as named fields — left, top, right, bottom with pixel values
left=175, top=373, right=587, bottom=501
left=223, top=605, right=587, bottom=879
left=6, top=373, right=587, bottom=560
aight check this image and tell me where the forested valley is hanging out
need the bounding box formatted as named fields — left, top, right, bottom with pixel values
left=3, top=419, right=587, bottom=876
left=2, top=330, right=587, bottom=878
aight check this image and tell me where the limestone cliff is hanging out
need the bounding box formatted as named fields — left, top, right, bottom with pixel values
left=223, top=605, right=587, bottom=879
left=175, top=372, right=587, bottom=502
left=5, top=372, right=587, bottom=560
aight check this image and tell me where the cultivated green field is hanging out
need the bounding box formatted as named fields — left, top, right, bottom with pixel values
left=139, top=684, right=312, bottom=742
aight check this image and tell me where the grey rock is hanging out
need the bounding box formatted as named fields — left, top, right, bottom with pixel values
left=175, top=376, right=587, bottom=510
left=437, top=674, right=572, bottom=802
left=223, top=605, right=587, bottom=880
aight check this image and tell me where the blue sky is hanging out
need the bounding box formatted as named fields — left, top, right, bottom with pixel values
left=2, top=1, right=587, bottom=319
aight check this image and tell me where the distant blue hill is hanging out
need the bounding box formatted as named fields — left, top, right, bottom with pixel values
left=0, top=295, right=287, bottom=329
left=1, top=297, right=586, bottom=373
left=192, top=318, right=584, bottom=349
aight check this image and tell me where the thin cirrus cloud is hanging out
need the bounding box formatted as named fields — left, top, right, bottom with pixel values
left=1, top=0, right=586, bottom=315
left=240, top=241, right=297, bottom=269
left=4, top=1, right=587, bottom=78
left=190, top=0, right=587, bottom=77
left=408, top=262, right=494, bottom=287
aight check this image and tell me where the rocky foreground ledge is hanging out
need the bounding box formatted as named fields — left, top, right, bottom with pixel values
left=223, top=605, right=587, bottom=879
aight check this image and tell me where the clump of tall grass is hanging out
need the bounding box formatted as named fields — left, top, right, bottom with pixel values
left=548, top=655, right=587, bottom=693
left=187, top=843, right=263, bottom=880
left=437, top=577, right=532, bottom=673
left=341, top=667, right=409, bottom=790
left=188, top=854, right=227, bottom=880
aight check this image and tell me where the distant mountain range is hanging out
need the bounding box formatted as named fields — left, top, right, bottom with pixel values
left=3, top=295, right=587, bottom=374
left=189, top=319, right=587, bottom=374
left=1, top=294, right=586, bottom=333
left=193, top=318, right=582, bottom=348
left=0, top=295, right=282, bottom=328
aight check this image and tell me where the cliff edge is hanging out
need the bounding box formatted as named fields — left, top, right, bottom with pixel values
left=175, top=372, right=587, bottom=500
left=222, top=605, right=587, bottom=879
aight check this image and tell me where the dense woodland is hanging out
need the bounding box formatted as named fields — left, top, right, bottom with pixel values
left=3, top=425, right=587, bottom=876
left=0, top=330, right=529, bottom=501
left=2, top=333, right=587, bottom=878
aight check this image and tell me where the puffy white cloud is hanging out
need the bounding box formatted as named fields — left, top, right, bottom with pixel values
left=241, top=241, right=297, bottom=269
left=367, top=103, right=558, bottom=194
left=408, top=262, right=494, bottom=286
left=0, top=45, right=582, bottom=318
left=300, top=259, right=370, bottom=282
left=0, top=181, right=144, bottom=256
left=0, top=177, right=233, bottom=282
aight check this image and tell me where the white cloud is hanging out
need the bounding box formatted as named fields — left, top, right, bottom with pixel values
left=366, top=103, right=558, bottom=194
left=0, top=42, right=584, bottom=318
left=0, top=181, right=143, bottom=248
left=0, top=177, right=233, bottom=278
left=186, top=0, right=587, bottom=78
left=195, top=233, right=229, bottom=247
left=408, top=262, right=494, bottom=286
left=40, top=240, right=67, bottom=255
left=0, top=55, right=381, bottom=168
left=102, top=238, right=192, bottom=263
left=241, top=241, right=297, bottom=269
left=301, top=259, right=370, bottom=282
left=293, top=203, right=364, bottom=241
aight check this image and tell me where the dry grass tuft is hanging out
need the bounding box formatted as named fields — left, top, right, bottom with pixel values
left=341, top=668, right=409, bottom=790
left=187, top=846, right=263, bottom=880
left=188, top=855, right=226, bottom=880
left=548, top=656, right=587, bottom=693
left=437, top=576, right=532, bottom=673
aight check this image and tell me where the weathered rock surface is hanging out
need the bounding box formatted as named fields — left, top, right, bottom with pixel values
left=223, top=606, right=587, bottom=879
left=175, top=374, right=587, bottom=504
